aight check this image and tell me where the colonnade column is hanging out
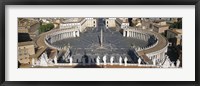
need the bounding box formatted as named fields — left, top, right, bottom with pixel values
left=142, top=34, right=144, bottom=40
left=49, top=30, right=82, bottom=44
left=138, top=33, right=140, bottom=39
left=131, top=32, right=133, bottom=37
left=144, top=35, right=147, bottom=41
left=123, top=30, right=126, bottom=37
left=77, top=31, right=80, bottom=37
left=127, top=31, right=129, bottom=37
left=73, top=31, right=76, bottom=37
left=67, top=32, right=69, bottom=38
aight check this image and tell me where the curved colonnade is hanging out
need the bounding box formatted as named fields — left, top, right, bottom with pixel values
left=123, top=28, right=169, bottom=65
left=44, top=28, right=80, bottom=50
left=123, top=28, right=158, bottom=51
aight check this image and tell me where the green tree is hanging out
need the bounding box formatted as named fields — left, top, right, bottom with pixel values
left=38, top=23, right=54, bottom=34
left=169, top=18, right=182, bottom=29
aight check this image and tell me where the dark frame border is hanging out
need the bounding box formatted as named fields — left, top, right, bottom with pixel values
left=0, top=0, right=199, bottom=86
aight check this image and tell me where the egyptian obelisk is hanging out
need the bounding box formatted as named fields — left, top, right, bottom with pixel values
left=100, top=28, right=103, bottom=47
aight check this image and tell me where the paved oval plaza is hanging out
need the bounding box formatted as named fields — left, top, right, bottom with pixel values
left=18, top=18, right=182, bottom=68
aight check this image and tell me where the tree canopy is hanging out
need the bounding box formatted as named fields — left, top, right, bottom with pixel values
left=38, top=23, right=54, bottom=34
left=170, top=18, right=182, bottom=29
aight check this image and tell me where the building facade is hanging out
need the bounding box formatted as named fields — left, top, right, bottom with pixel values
left=59, top=18, right=97, bottom=32
left=151, top=21, right=169, bottom=33
left=105, top=18, right=116, bottom=28
left=166, top=29, right=182, bottom=46
left=105, top=18, right=129, bottom=29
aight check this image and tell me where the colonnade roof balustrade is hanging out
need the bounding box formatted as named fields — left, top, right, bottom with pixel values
left=137, top=30, right=168, bottom=56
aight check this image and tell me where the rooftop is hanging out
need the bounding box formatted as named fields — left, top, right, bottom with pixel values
left=18, top=41, right=34, bottom=46
left=152, top=21, right=170, bottom=28
left=169, top=29, right=182, bottom=34
left=61, top=18, right=84, bottom=24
